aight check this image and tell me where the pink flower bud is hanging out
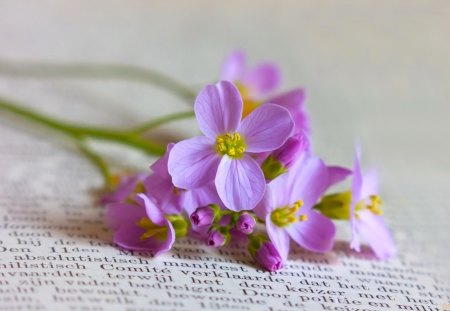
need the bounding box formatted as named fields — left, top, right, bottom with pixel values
left=272, top=135, right=307, bottom=169
left=255, top=241, right=283, bottom=272
left=207, top=230, right=227, bottom=247
left=236, top=213, right=256, bottom=235
left=190, top=205, right=215, bottom=232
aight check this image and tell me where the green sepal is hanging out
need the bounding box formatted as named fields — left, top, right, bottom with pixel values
left=166, top=214, right=189, bottom=238
left=314, top=191, right=352, bottom=220
left=261, top=156, right=287, bottom=181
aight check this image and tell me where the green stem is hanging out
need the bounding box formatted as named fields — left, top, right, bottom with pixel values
left=0, top=60, right=196, bottom=103
left=0, top=97, right=165, bottom=155
left=129, top=110, right=195, bottom=134
left=77, top=141, right=113, bottom=190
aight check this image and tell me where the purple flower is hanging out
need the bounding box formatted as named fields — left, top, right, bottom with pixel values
left=221, top=50, right=309, bottom=136
left=221, top=51, right=281, bottom=117
left=236, top=213, right=256, bottom=235
left=190, top=205, right=218, bottom=232
left=207, top=229, right=228, bottom=247
left=254, top=154, right=336, bottom=261
left=105, top=193, right=175, bottom=256
left=254, top=241, right=284, bottom=272
left=145, top=144, right=223, bottom=215
left=100, top=173, right=147, bottom=204
left=350, top=148, right=396, bottom=260
left=168, top=81, right=294, bottom=211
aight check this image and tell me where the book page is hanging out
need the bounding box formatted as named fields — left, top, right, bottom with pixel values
left=0, top=130, right=448, bottom=311
left=1, top=1, right=449, bottom=310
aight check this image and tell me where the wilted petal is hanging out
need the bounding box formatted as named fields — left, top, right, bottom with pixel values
left=195, top=81, right=243, bottom=138
left=266, top=215, right=290, bottom=261
left=215, top=154, right=265, bottom=211
left=286, top=210, right=336, bottom=253
left=168, top=136, right=220, bottom=189
left=242, top=62, right=281, bottom=98
left=356, top=211, right=396, bottom=260
left=239, top=104, right=293, bottom=153
left=221, top=50, right=246, bottom=82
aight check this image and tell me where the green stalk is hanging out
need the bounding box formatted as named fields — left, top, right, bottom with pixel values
left=77, top=141, right=113, bottom=190
left=129, top=110, right=195, bottom=134
left=0, top=60, right=196, bottom=103
left=0, top=97, right=165, bottom=155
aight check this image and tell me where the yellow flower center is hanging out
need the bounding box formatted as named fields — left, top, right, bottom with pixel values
left=136, top=217, right=167, bottom=241
left=215, top=132, right=246, bottom=158
left=355, top=194, right=383, bottom=218
left=236, top=83, right=262, bottom=118
left=271, top=199, right=307, bottom=227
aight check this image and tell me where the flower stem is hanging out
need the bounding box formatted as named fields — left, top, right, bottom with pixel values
left=0, top=97, right=166, bottom=155
left=77, top=140, right=113, bottom=190
left=129, top=110, right=195, bottom=134
left=0, top=59, right=196, bottom=103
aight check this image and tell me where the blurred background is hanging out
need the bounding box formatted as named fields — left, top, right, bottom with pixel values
left=0, top=1, right=449, bottom=263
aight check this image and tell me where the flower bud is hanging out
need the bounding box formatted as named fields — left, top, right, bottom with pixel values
left=207, top=228, right=229, bottom=247
left=261, top=136, right=307, bottom=180
left=236, top=213, right=256, bottom=235
left=248, top=235, right=284, bottom=272
left=254, top=241, right=283, bottom=272
left=272, top=136, right=305, bottom=168
left=190, top=204, right=219, bottom=232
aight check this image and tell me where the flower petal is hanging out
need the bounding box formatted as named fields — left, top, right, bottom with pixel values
left=356, top=211, right=396, bottom=260
left=266, top=215, right=290, bottom=261
left=221, top=50, right=246, bottom=82
left=114, top=221, right=175, bottom=256
left=350, top=146, right=364, bottom=248
left=242, top=63, right=281, bottom=98
left=150, top=143, right=173, bottom=176
left=168, top=136, right=220, bottom=189
left=136, top=193, right=165, bottom=226
left=195, top=81, right=243, bottom=138
left=239, top=103, right=294, bottom=153
left=215, top=154, right=265, bottom=211
left=285, top=154, right=329, bottom=210
left=267, top=89, right=310, bottom=136
left=286, top=210, right=336, bottom=253
left=182, top=183, right=223, bottom=215
left=145, top=171, right=183, bottom=214
left=327, top=165, right=352, bottom=189
left=105, top=202, right=146, bottom=230
left=361, top=168, right=379, bottom=199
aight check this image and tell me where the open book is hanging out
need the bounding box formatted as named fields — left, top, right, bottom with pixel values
left=0, top=122, right=448, bottom=311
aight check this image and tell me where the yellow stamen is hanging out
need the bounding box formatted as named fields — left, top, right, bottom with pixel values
left=136, top=217, right=167, bottom=241
left=215, top=132, right=246, bottom=158
left=299, top=214, right=308, bottom=222
left=271, top=199, right=305, bottom=227
left=235, top=83, right=263, bottom=118
left=356, top=194, right=384, bottom=216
